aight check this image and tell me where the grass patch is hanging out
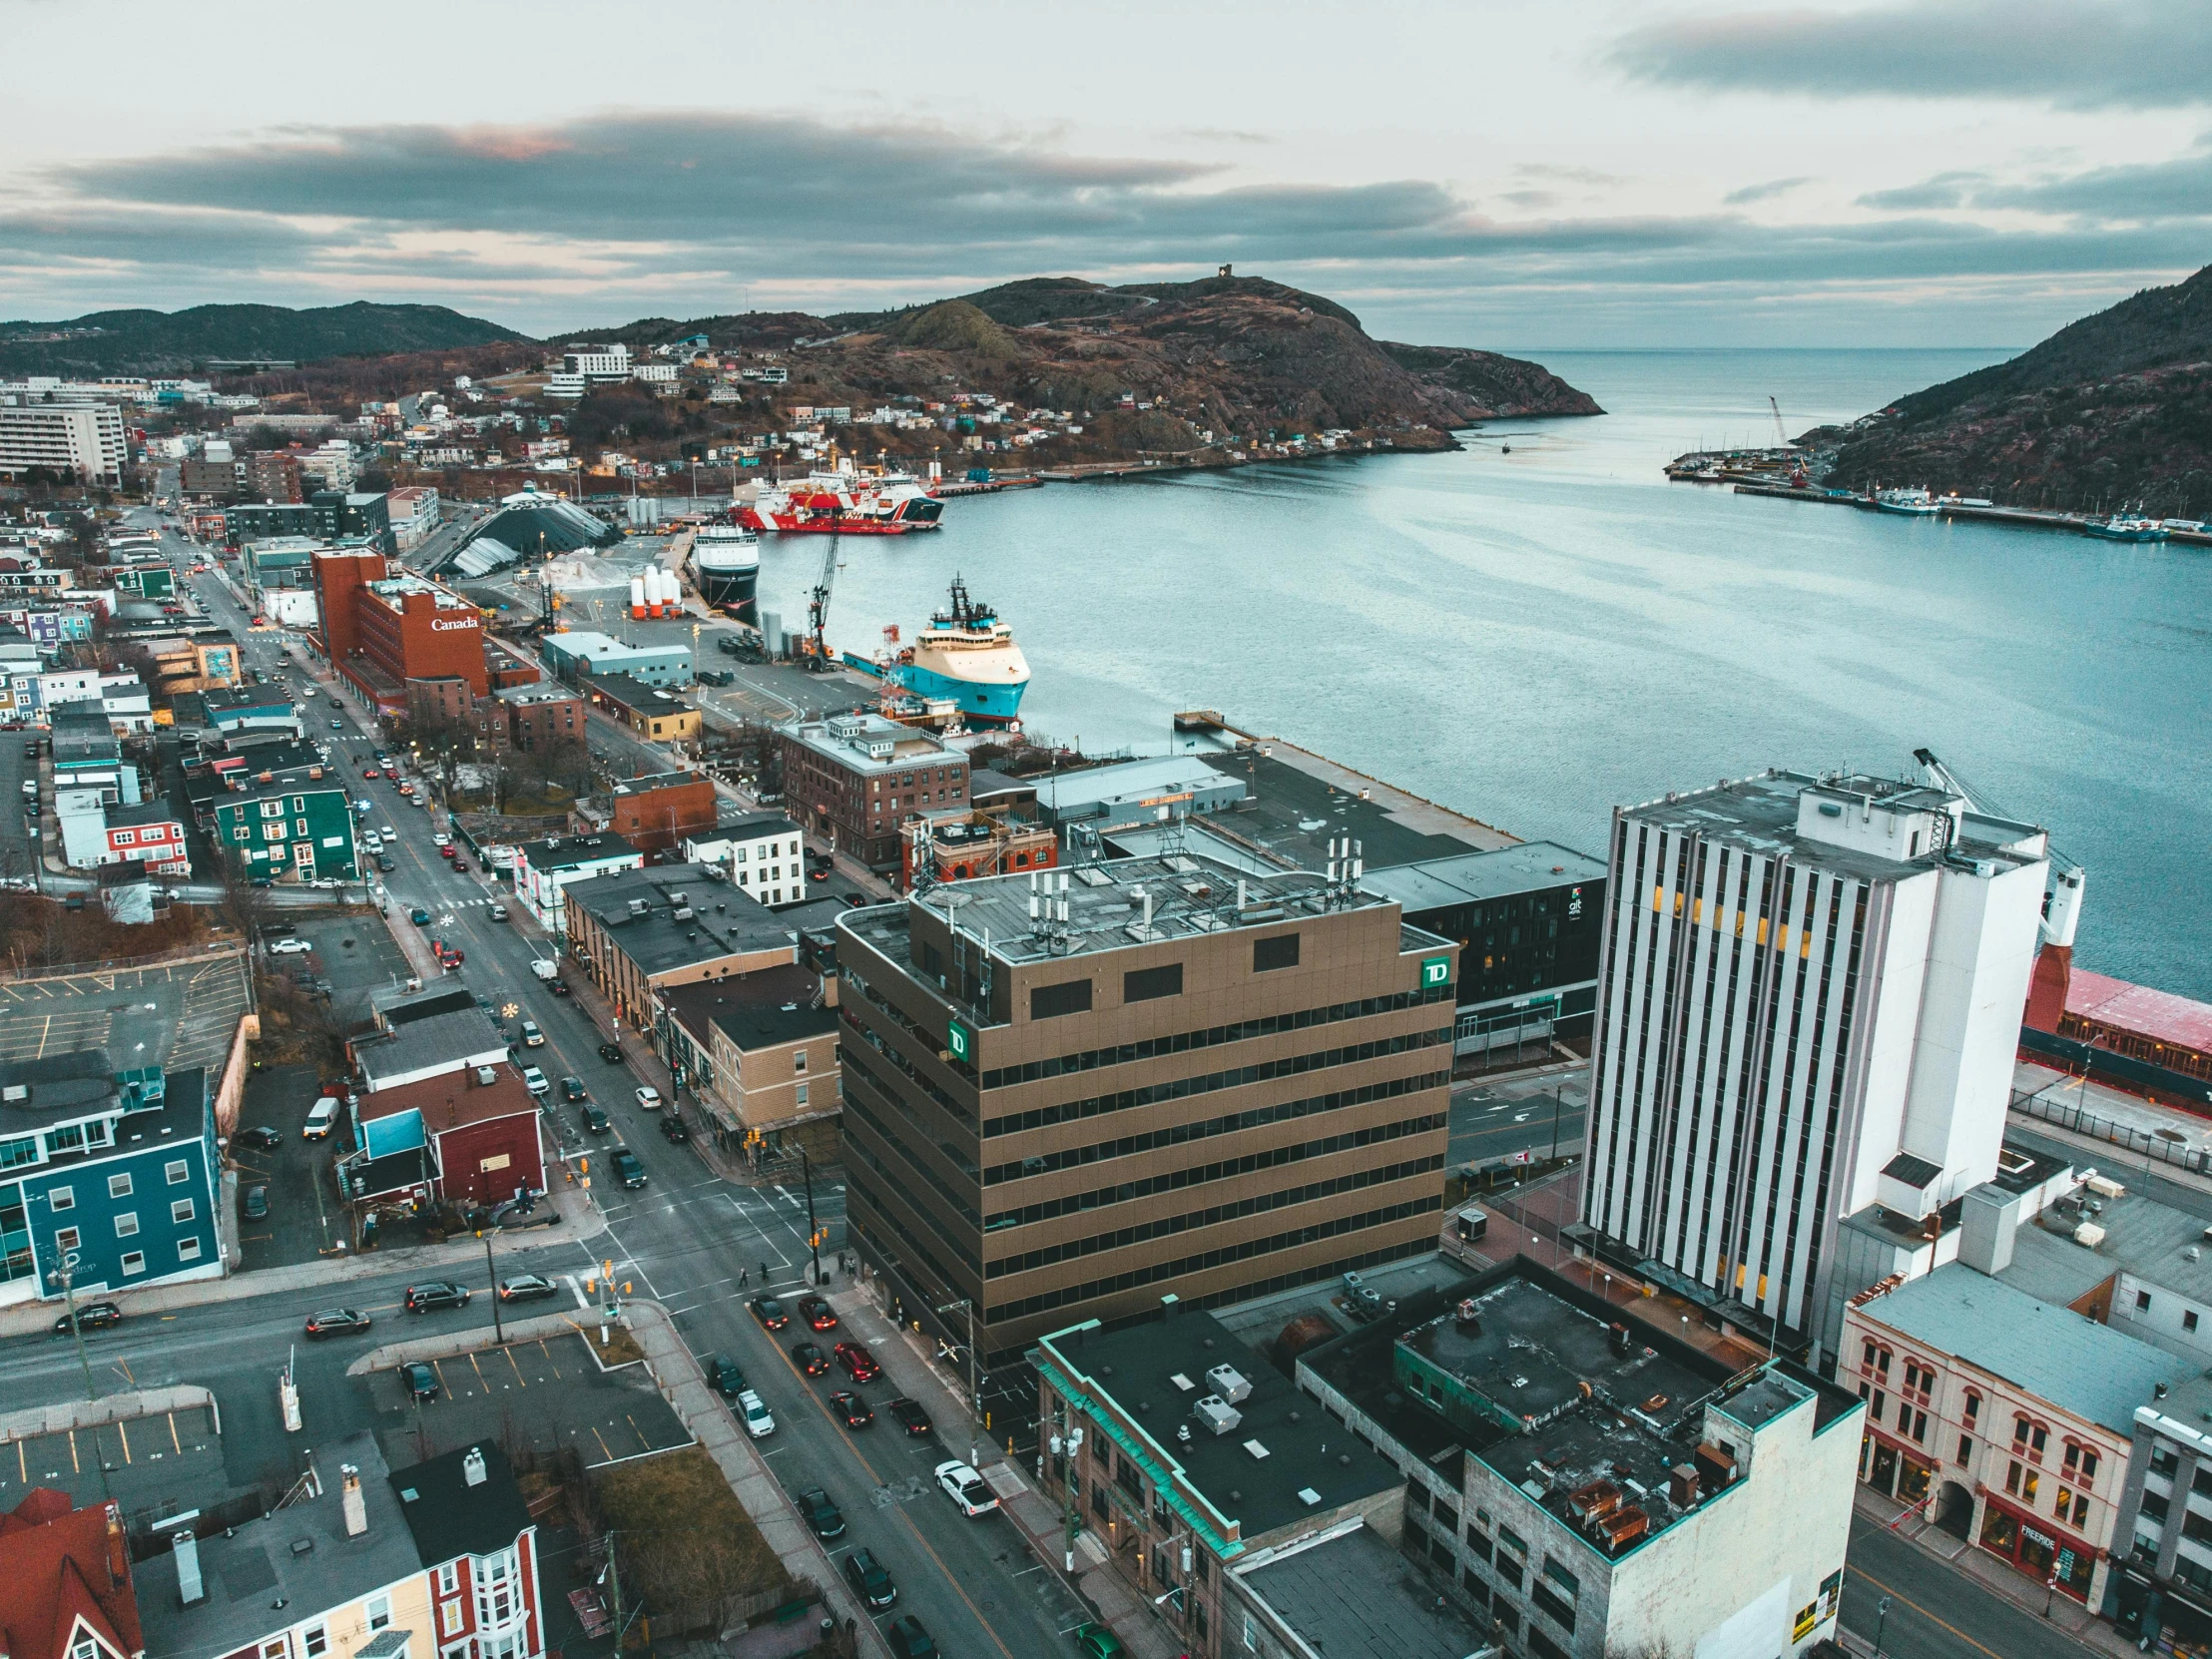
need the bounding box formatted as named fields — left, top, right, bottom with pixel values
left=586, top=1324, right=646, bottom=1368
left=591, top=1445, right=793, bottom=1633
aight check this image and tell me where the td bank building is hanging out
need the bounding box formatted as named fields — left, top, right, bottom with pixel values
left=834, top=854, right=1459, bottom=1364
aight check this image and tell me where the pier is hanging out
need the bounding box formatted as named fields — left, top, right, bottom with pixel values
left=1723, top=481, right=2212, bottom=545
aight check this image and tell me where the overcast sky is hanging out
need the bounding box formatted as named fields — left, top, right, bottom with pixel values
left=4, top=0, right=2208, bottom=346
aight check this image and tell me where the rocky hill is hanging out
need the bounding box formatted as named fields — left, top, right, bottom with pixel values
left=0, top=301, right=525, bottom=378
left=1808, top=265, right=2212, bottom=517
left=592, top=273, right=1600, bottom=459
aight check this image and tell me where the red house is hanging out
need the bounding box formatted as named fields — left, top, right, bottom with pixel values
left=353, top=1063, right=546, bottom=1210
left=0, top=1490, right=144, bottom=1659
left=103, top=803, right=191, bottom=875
left=391, top=1444, right=543, bottom=1659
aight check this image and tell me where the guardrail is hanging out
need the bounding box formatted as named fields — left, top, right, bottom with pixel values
left=2009, top=1086, right=2209, bottom=1175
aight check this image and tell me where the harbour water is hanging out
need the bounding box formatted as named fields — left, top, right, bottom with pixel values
left=758, top=348, right=2212, bottom=1000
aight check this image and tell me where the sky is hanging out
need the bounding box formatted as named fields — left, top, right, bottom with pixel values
left=3, top=0, right=2209, bottom=347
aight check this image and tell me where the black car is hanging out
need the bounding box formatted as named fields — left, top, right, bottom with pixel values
left=610, top=1148, right=647, bottom=1190
left=886, top=1396, right=933, bottom=1437
left=842, top=1547, right=897, bottom=1610
left=404, top=1281, right=470, bottom=1313
left=598, top=1041, right=624, bottom=1062
left=376, top=854, right=395, bottom=872
left=401, top=1361, right=440, bottom=1401
left=54, top=1302, right=122, bottom=1335
left=304, top=1308, right=372, bottom=1339
left=749, top=1296, right=790, bottom=1332
left=792, top=1340, right=830, bottom=1377
left=708, top=1353, right=748, bottom=1397
left=561, top=1076, right=589, bottom=1102
left=497, top=1275, right=558, bottom=1304
left=658, top=1115, right=690, bottom=1143
left=234, top=1125, right=282, bottom=1151
left=548, top=980, right=573, bottom=997
left=883, top=1615, right=937, bottom=1659
left=829, top=1390, right=874, bottom=1429
left=796, top=1487, right=845, bottom=1540
left=243, top=1184, right=270, bottom=1220
left=580, top=1104, right=610, bottom=1135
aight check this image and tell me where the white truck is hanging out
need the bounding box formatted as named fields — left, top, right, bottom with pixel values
left=530, top=957, right=560, bottom=984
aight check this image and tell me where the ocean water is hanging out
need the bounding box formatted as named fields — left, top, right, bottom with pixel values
left=756, top=349, right=2212, bottom=1000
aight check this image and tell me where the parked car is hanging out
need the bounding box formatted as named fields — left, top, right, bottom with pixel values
left=739, top=1389, right=777, bottom=1439
left=497, top=1275, right=558, bottom=1304
left=561, top=1076, right=589, bottom=1101
left=433, top=832, right=451, bottom=846
left=243, top=1185, right=270, bottom=1220
left=303, top=1309, right=371, bottom=1339
left=521, top=1066, right=549, bottom=1096
left=829, top=1390, right=874, bottom=1429
left=795, top=1487, right=844, bottom=1539
left=598, top=1041, right=624, bottom=1062
left=883, top=1615, right=937, bottom=1659
left=404, top=1282, right=470, bottom=1314
left=842, top=1547, right=897, bottom=1610
left=833, top=1341, right=881, bottom=1383
left=658, top=1115, right=690, bottom=1143
left=748, top=1296, right=790, bottom=1332
left=792, top=1341, right=830, bottom=1377
left=708, top=1354, right=747, bottom=1397
left=934, top=1459, right=997, bottom=1517
left=269, top=937, right=312, bottom=955
left=233, top=1125, right=282, bottom=1151
left=610, top=1148, right=646, bottom=1189
left=797, top=1295, right=838, bottom=1332
left=886, top=1396, right=932, bottom=1437
left=1071, top=1623, right=1127, bottom=1659
left=303, top=1097, right=341, bottom=1139
left=401, top=1361, right=440, bottom=1401
left=634, top=1086, right=662, bottom=1111
left=54, top=1302, right=122, bottom=1335
left=579, top=1104, right=610, bottom=1136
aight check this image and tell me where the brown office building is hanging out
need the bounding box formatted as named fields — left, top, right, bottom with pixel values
left=780, top=712, right=967, bottom=871
left=835, top=854, right=1459, bottom=1364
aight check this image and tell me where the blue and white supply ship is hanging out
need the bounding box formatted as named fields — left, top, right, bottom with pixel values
left=896, top=578, right=1030, bottom=727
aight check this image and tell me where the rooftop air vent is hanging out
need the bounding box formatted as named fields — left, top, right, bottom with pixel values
left=462, top=1446, right=487, bottom=1487
left=672, top=906, right=694, bottom=920
left=1242, top=1439, right=1271, bottom=1460
left=1297, top=1486, right=1323, bottom=1506
left=1192, top=1395, right=1243, bottom=1437
left=1205, top=1364, right=1253, bottom=1403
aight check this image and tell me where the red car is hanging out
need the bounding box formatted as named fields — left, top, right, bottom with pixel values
left=383, top=767, right=399, bottom=779
left=439, top=844, right=457, bottom=860
left=362, top=768, right=379, bottom=780
left=833, top=1342, right=881, bottom=1383
left=798, top=1295, right=838, bottom=1333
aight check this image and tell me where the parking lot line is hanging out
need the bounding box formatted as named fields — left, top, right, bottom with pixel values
left=116, top=1421, right=130, bottom=1464
left=168, top=1413, right=180, bottom=1454
left=66, top=1429, right=77, bottom=1474
left=590, top=1425, right=615, bottom=1462
left=468, top=1353, right=490, bottom=1393
left=504, top=1349, right=528, bottom=1389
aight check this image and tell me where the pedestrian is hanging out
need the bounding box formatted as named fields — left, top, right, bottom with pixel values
left=739, top=1267, right=748, bottom=1288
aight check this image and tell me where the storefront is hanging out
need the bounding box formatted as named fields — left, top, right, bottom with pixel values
left=1978, top=1491, right=2096, bottom=1603
left=1859, top=1429, right=1936, bottom=1507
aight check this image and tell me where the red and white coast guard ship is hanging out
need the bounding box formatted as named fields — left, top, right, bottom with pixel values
left=736, top=464, right=944, bottom=535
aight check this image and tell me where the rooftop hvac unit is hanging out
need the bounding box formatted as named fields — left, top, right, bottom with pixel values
left=672, top=906, right=694, bottom=920
left=1192, top=1395, right=1243, bottom=1437
left=2074, top=1222, right=2107, bottom=1249
left=1205, top=1364, right=1253, bottom=1404
left=173, top=1529, right=205, bottom=1606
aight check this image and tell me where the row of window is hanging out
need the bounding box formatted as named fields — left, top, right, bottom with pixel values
left=52, top=1233, right=202, bottom=1272
left=47, top=1159, right=194, bottom=1207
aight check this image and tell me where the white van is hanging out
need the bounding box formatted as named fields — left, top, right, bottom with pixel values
left=303, top=1096, right=341, bottom=1140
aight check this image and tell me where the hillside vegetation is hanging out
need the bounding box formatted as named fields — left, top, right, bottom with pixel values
left=0, top=301, right=525, bottom=377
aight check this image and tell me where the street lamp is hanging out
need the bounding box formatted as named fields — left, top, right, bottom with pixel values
left=1874, top=1594, right=1892, bottom=1657
left=938, top=1296, right=983, bottom=1468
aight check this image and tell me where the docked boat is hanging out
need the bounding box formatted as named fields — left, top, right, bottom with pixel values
left=1873, top=487, right=1938, bottom=515
left=736, top=466, right=943, bottom=535
left=689, top=521, right=761, bottom=621
left=892, top=578, right=1030, bottom=728
left=2084, top=509, right=2170, bottom=543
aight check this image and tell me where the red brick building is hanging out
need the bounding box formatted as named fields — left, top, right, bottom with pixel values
left=313, top=550, right=492, bottom=718
left=354, top=1063, right=547, bottom=1209
left=499, top=683, right=587, bottom=752
left=606, top=770, right=718, bottom=851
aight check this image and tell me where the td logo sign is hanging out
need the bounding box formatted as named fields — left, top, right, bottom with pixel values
left=946, top=1019, right=974, bottom=1064
left=1420, top=955, right=1452, bottom=989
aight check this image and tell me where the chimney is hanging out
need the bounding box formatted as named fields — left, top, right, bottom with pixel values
left=341, top=1464, right=367, bottom=1537
left=105, top=1503, right=129, bottom=1588
left=462, top=1446, right=488, bottom=1487
left=172, top=1529, right=205, bottom=1607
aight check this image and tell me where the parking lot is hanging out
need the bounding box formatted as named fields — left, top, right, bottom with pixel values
left=0, top=1400, right=233, bottom=1525
left=272, top=910, right=414, bottom=1028
left=0, top=954, right=254, bottom=1075
left=364, top=1329, right=693, bottom=1469
left=230, top=1061, right=350, bottom=1269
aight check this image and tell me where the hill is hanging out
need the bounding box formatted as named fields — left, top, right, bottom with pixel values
left=588, top=273, right=1599, bottom=460
left=1809, top=265, right=2212, bottom=517
left=0, top=301, right=526, bottom=377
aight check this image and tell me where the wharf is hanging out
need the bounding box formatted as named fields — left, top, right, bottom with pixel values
left=930, top=475, right=1043, bottom=496
left=1729, top=481, right=2212, bottom=545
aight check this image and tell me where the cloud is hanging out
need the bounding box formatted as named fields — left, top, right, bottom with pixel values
left=1859, top=136, right=2212, bottom=223
left=1724, top=176, right=1814, bottom=206
left=1857, top=173, right=1989, bottom=212
left=1613, top=0, right=2212, bottom=110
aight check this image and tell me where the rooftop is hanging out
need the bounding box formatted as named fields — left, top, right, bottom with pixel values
left=2001, top=1182, right=2212, bottom=1318
left=1235, top=1522, right=1490, bottom=1659
left=0, top=1490, right=144, bottom=1659
left=355, top=1009, right=508, bottom=1092
left=1030, top=754, right=1241, bottom=816
left=567, top=862, right=802, bottom=977
left=1037, top=1308, right=1405, bottom=1551
left=609, top=770, right=708, bottom=797
left=513, top=831, right=639, bottom=871
left=546, top=629, right=685, bottom=660
left=1858, top=1264, right=2184, bottom=1436
left=661, top=967, right=837, bottom=1054
left=136, top=1433, right=420, bottom=1659
left=106, top=800, right=184, bottom=829
left=363, top=573, right=473, bottom=611
left=1364, top=840, right=1608, bottom=915
left=388, top=1441, right=534, bottom=1566
left=2065, top=966, right=2212, bottom=1056
left=203, top=684, right=294, bottom=713
left=782, top=712, right=957, bottom=776
left=581, top=669, right=689, bottom=712
left=495, top=682, right=582, bottom=707
left=355, top=1061, right=538, bottom=1132
left=707, top=812, right=803, bottom=841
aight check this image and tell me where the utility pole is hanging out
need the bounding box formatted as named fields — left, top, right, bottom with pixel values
left=484, top=1232, right=502, bottom=1344
left=50, top=1253, right=112, bottom=1498
left=605, top=1529, right=625, bottom=1655
left=1549, top=1083, right=1563, bottom=1162
left=800, top=1147, right=821, bottom=1284
left=940, top=1296, right=983, bottom=1468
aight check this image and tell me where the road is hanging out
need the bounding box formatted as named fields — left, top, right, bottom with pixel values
left=22, top=513, right=1093, bottom=1659
left=1840, top=1513, right=2092, bottom=1659
left=1448, top=1070, right=1588, bottom=1170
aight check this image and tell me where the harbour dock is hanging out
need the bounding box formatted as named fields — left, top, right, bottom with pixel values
left=1722, top=479, right=2212, bottom=545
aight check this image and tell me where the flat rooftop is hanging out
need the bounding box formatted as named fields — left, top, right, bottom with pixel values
left=846, top=849, right=1449, bottom=974
left=610, top=770, right=706, bottom=797
left=514, top=830, right=638, bottom=871
left=661, top=966, right=837, bottom=1053
left=783, top=712, right=957, bottom=777
left=1237, top=1522, right=1491, bottom=1659
left=364, top=573, right=473, bottom=610
left=1365, top=840, right=1607, bottom=914
left=567, top=862, right=802, bottom=975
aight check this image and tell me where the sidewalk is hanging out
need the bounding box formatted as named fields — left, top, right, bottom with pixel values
left=0, top=1181, right=607, bottom=1340
left=820, top=1273, right=1185, bottom=1659
left=1856, top=1485, right=2125, bottom=1658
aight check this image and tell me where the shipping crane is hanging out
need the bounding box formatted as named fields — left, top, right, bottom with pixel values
left=1769, top=395, right=1789, bottom=447
left=803, top=506, right=844, bottom=671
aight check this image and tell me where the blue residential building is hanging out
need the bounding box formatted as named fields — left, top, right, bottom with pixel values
left=0, top=1057, right=224, bottom=1306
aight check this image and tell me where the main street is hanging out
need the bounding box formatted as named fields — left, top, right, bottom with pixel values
left=8, top=510, right=1094, bottom=1659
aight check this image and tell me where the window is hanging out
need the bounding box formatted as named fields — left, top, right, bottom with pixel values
left=2006, top=1460, right=2022, bottom=1495
left=368, top=1596, right=391, bottom=1632
left=795, top=1082, right=809, bottom=1107
left=304, top=1629, right=327, bottom=1658
left=1962, top=1391, right=1980, bottom=1427
left=113, top=830, right=135, bottom=846
left=2081, top=1448, right=2100, bottom=1484
left=107, top=1173, right=132, bottom=1199
left=1957, top=1434, right=1973, bottom=1466
left=177, top=1237, right=202, bottom=1262
left=1253, top=932, right=1300, bottom=972
left=1871, top=1389, right=1886, bottom=1422
left=55, top=1226, right=80, bottom=1251
left=1907, top=1407, right=1929, bottom=1443
left=172, top=1199, right=196, bottom=1225
left=2189, top=1311, right=2202, bottom=1334
left=49, top=1185, right=74, bottom=1212
left=166, top=1159, right=189, bottom=1185
left=439, top=1562, right=459, bottom=1595
left=2022, top=1469, right=2039, bottom=1504
left=2013, top=1414, right=2031, bottom=1450
left=794, top=1049, right=809, bottom=1074
left=440, top=1600, right=464, bottom=1636
left=113, top=1211, right=138, bottom=1238
left=1125, top=962, right=1184, bottom=1003
left=1030, top=978, right=1093, bottom=1021
left=119, top=1251, right=145, bottom=1276
left=2139, top=1289, right=2154, bottom=1311
left=2031, top=1423, right=2048, bottom=1455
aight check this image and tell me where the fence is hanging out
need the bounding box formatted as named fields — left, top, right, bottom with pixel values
left=2009, top=1086, right=2211, bottom=1176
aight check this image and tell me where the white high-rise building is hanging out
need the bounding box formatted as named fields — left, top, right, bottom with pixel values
left=1577, top=762, right=2052, bottom=1364
left=0, top=402, right=127, bottom=484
